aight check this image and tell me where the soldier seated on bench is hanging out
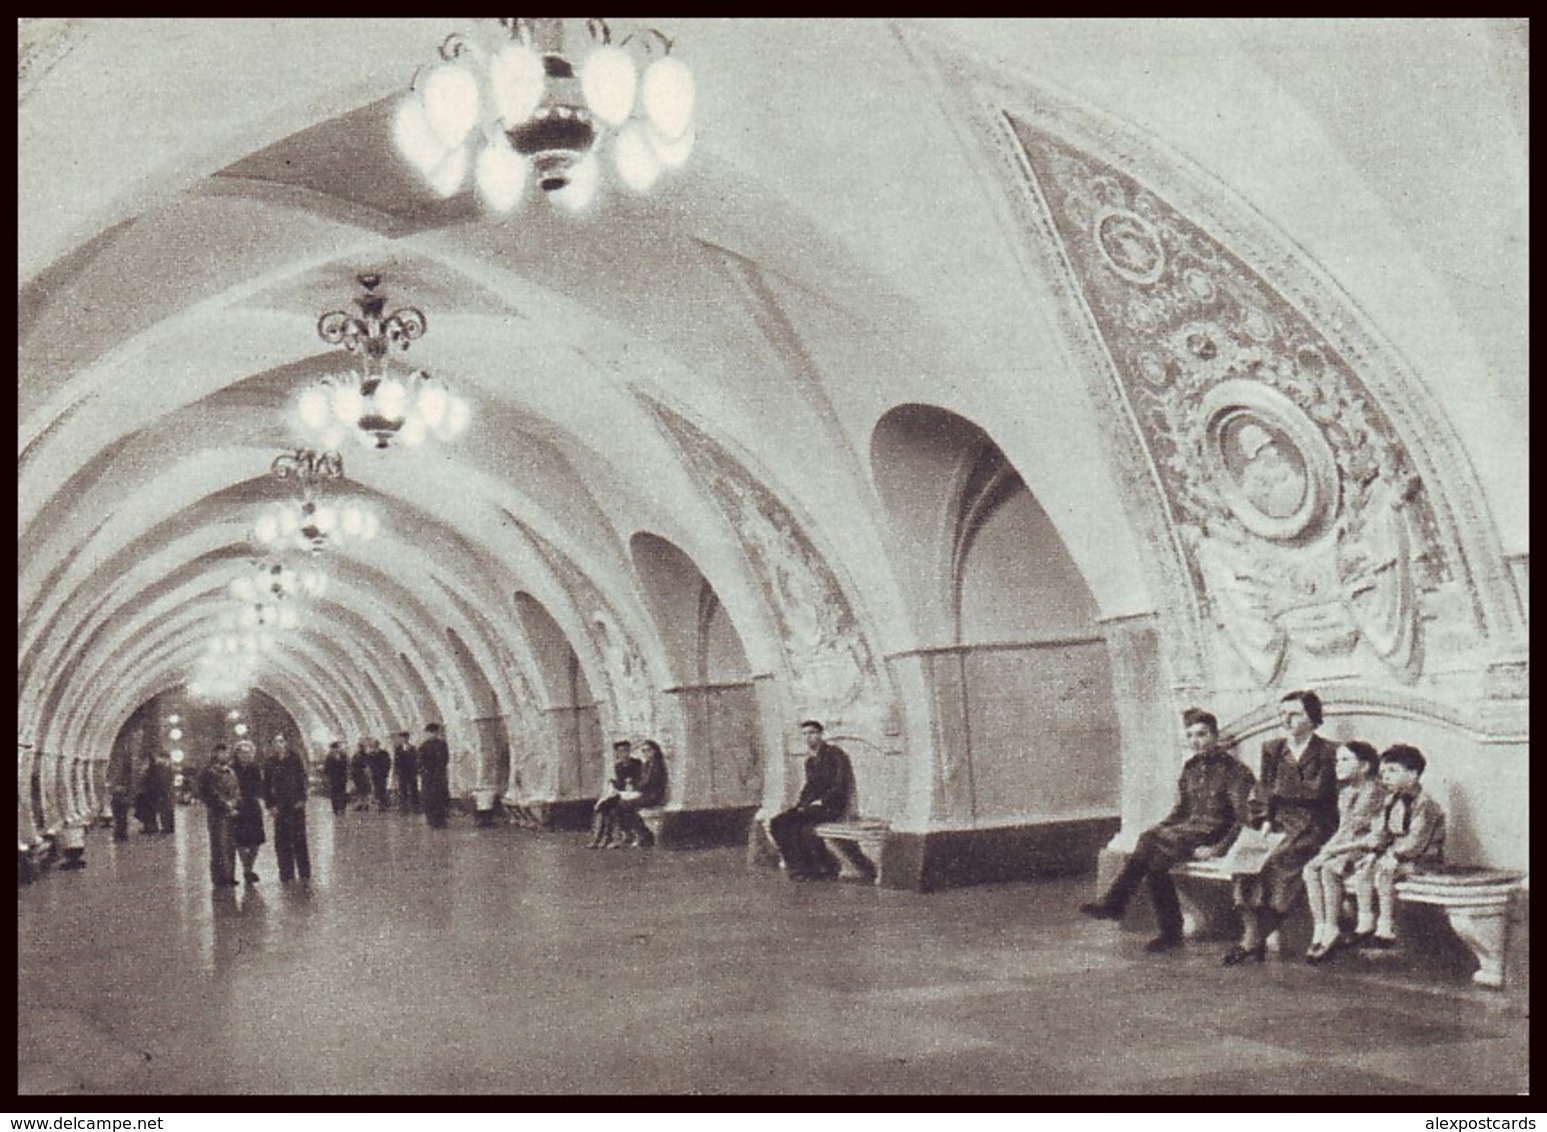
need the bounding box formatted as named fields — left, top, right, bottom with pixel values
left=1080, top=708, right=1255, bottom=952
left=769, top=720, right=854, bottom=881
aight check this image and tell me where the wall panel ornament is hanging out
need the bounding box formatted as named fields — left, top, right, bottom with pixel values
left=644, top=400, right=899, bottom=742
left=1005, top=117, right=1480, bottom=688
left=520, top=527, right=662, bottom=744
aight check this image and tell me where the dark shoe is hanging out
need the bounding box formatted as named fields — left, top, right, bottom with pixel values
left=1144, top=935, right=1184, bottom=953
left=1222, top=943, right=1266, bottom=966
left=1305, top=942, right=1335, bottom=965
left=1079, top=900, right=1123, bottom=921
left=244, top=872, right=259, bottom=884
left=1364, top=934, right=1398, bottom=950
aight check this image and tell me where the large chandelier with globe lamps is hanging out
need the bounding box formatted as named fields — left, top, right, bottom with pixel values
left=294, top=274, right=469, bottom=452
left=394, top=18, right=695, bottom=214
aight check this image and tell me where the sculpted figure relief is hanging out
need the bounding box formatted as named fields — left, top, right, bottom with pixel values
left=1009, top=118, right=1469, bottom=686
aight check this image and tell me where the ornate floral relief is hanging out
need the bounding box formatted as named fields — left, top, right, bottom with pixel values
left=1008, top=118, right=1476, bottom=687
left=642, top=400, right=896, bottom=737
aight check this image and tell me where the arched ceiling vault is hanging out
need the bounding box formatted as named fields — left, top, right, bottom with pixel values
left=20, top=20, right=1525, bottom=752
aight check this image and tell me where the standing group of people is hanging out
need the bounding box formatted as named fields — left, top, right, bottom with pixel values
left=196, top=734, right=312, bottom=887
left=117, top=751, right=177, bottom=838
left=1081, top=690, right=1447, bottom=964
left=321, top=723, right=450, bottom=828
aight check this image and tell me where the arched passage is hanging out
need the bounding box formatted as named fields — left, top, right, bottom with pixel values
left=631, top=531, right=765, bottom=812
left=445, top=626, right=508, bottom=795
left=871, top=405, right=1121, bottom=873
left=513, top=592, right=601, bottom=805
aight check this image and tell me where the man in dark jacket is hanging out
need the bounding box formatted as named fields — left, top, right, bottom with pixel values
left=1081, top=707, right=1255, bottom=952
left=367, top=737, right=392, bottom=812
left=768, top=720, right=854, bottom=881
left=392, top=732, right=420, bottom=813
left=322, top=741, right=350, bottom=816
left=264, top=734, right=311, bottom=883
left=418, top=723, right=451, bottom=829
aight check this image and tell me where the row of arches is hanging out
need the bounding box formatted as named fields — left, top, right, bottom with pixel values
left=21, top=403, right=1124, bottom=855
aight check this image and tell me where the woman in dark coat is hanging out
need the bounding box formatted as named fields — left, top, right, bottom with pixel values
left=1226, top=690, right=1339, bottom=965
left=230, top=739, right=268, bottom=884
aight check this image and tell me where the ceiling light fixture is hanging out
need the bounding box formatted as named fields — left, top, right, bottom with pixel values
left=255, top=447, right=380, bottom=555
left=296, top=274, right=469, bottom=451
left=395, top=18, right=695, bottom=213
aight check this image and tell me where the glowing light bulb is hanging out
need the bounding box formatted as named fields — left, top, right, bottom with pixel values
left=641, top=55, right=694, bottom=141
left=615, top=121, right=661, bottom=192
left=332, top=383, right=363, bottom=426
left=649, top=123, right=695, bottom=169
left=581, top=44, right=638, bottom=127
left=393, top=93, right=447, bottom=174
left=551, top=152, right=600, bottom=212
left=375, top=377, right=408, bottom=421
left=422, top=63, right=480, bottom=150
left=475, top=141, right=529, bottom=214
left=490, top=42, right=544, bottom=124
left=298, top=386, right=332, bottom=432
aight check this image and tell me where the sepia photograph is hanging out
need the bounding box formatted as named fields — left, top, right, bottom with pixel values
left=17, top=18, right=1529, bottom=1100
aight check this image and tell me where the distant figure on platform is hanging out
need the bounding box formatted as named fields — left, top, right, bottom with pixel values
left=1348, top=744, right=1447, bottom=952
left=368, top=737, right=392, bottom=812
left=109, top=782, right=131, bottom=842
left=197, top=743, right=240, bottom=888
left=133, top=754, right=159, bottom=834
left=615, top=739, right=668, bottom=848
left=1301, top=740, right=1386, bottom=963
left=1225, top=690, right=1339, bottom=966
left=149, top=751, right=177, bottom=834
left=588, top=740, right=639, bottom=849
left=264, top=734, right=311, bottom=883
left=393, top=732, right=420, bottom=814
left=1080, top=708, right=1255, bottom=952
left=323, top=741, right=350, bottom=816
left=350, top=740, right=373, bottom=812
left=231, top=739, right=268, bottom=884
left=769, top=721, right=854, bottom=881
left=418, top=723, right=451, bottom=829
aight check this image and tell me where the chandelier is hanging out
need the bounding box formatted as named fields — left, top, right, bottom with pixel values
left=394, top=18, right=695, bottom=213
left=255, top=447, right=380, bottom=554
left=228, top=560, right=327, bottom=604
left=254, top=499, right=379, bottom=555
left=295, top=274, right=469, bottom=451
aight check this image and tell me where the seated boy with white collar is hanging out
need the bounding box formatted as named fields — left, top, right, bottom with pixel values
left=1348, top=744, right=1446, bottom=949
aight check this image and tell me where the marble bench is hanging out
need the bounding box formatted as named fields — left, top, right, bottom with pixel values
left=813, top=819, right=890, bottom=884
left=1171, top=859, right=1526, bottom=988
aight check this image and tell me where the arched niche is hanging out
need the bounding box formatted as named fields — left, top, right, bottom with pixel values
left=871, top=404, right=1121, bottom=829
left=630, top=531, right=764, bottom=809
left=513, top=592, right=601, bottom=802
left=445, top=625, right=508, bottom=794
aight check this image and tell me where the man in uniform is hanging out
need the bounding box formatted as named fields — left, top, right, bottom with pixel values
left=1080, top=708, right=1255, bottom=952
left=418, top=723, right=451, bottom=829
left=768, top=720, right=854, bottom=881
left=392, top=731, right=420, bottom=814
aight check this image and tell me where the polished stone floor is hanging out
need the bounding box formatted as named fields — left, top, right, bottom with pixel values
left=17, top=800, right=1529, bottom=1096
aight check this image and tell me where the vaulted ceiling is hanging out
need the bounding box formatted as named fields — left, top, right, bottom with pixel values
left=18, top=19, right=1527, bottom=757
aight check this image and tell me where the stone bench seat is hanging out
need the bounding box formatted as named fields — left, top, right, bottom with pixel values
left=814, top=819, right=891, bottom=885
left=1170, top=859, right=1526, bottom=988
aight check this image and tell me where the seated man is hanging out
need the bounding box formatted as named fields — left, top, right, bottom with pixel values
left=768, top=720, right=854, bottom=881
left=1080, top=708, right=1256, bottom=952
left=1348, top=744, right=1446, bottom=950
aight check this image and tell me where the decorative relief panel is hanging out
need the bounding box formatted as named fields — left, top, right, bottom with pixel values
left=644, top=400, right=898, bottom=739
left=521, top=527, right=661, bottom=742
left=1007, top=117, right=1480, bottom=687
